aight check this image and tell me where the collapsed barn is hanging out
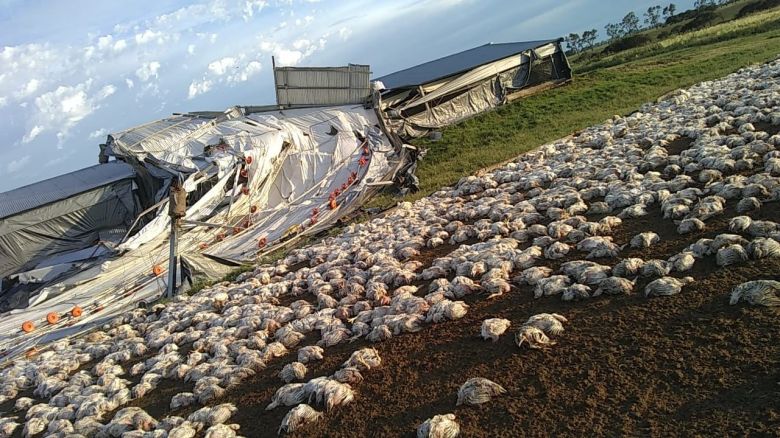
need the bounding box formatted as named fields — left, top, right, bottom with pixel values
left=375, top=39, right=572, bottom=138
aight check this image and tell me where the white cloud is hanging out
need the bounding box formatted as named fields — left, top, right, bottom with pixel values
left=187, top=44, right=196, bottom=55
left=22, top=125, right=43, bottom=143
left=292, top=39, right=310, bottom=50
left=135, top=29, right=164, bottom=45
left=208, top=57, right=237, bottom=76
left=6, top=155, right=31, bottom=173
left=18, top=78, right=40, bottom=98
left=97, top=35, right=113, bottom=50
left=338, top=27, right=352, bottom=40
left=113, top=39, right=128, bottom=52
left=89, top=128, right=108, bottom=139
left=274, top=49, right=303, bottom=66
left=125, top=78, right=135, bottom=89
left=259, top=38, right=322, bottom=67
left=135, top=61, right=161, bottom=82
left=97, top=85, right=117, bottom=100
left=25, top=80, right=116, bottom=143
left=187, top=79, right=213, bottom=99
left=0, top=96, right=7, bottom=108
left=243, top=0, right=268, bottom=21
left=227, top=61, right=262, bottom=83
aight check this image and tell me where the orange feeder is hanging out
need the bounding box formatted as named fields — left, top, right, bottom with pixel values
left=240, top=168, right=249, bottom=178
left=245, top=156, right=253, bottom=165
left=25, top=348, right=39, bottom=358
left=71, top=306, right=83, bottom=318
left=217, top=232, right=226, bottom=241
left=152, top=264, right=163, bottom=277
left=250, top=205, right=258, bottom=214
left=199, top=242, right=209, bottom=250
left=329, top=198, right=338, bottom=210
left=46, top=312, right=60, bottom=325
left=258, top=237, right=267, bottom=248
left=358, top=157, right=367, bottom=166
left=310, top=217, right=318, bottom=225
left=243, top=220, right=252, bottom=228
left=362, top=146, right=370, bottom=156
left=241, top=186, right=250, bottom=196
left=311, top=207, right=319, bottom=216
left=21, top=321, right=35, bottom=333
left=233, top=227, right=243, bottom=235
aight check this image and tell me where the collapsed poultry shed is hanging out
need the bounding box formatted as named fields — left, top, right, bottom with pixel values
left=0, top=102, right=414, bottom=358
left=375, top=38, right=571, bottom=138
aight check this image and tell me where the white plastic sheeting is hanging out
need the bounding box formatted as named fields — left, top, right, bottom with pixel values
left=0, top=104, right=406, bottom=360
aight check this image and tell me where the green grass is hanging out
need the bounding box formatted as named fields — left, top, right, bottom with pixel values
left=576, top=5, right=780, bottom=73
left=366, top=12, right=780, bottom=209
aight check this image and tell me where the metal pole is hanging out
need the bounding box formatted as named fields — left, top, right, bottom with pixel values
left=166, top=178, right=186, bottom=298
left=166, top=218, right=178, bottom=299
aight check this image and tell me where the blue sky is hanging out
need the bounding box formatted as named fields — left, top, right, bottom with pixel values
left=0, top=0, right=696, bottom=192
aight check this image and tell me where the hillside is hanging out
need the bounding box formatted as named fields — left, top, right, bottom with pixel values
left=367, top=4, right=780, bottom=209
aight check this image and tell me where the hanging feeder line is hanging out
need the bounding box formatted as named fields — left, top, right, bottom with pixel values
left=257, top=138, right=372, bottom=249
left=7, top=257, right=169, bottom=345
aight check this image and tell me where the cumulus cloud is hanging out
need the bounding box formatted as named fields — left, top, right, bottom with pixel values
left=89, top=128, right=109, bottom=139
left=18, top=79, right=40, bottom=98
left=6, top=155, right=31, bottom=173
left=22, top=125, right=44, bottom=143
left=208, top=57, right=237, bottom=76
left=125, top=78, right=135, bottom=89
left=243, top=0, right=268, bottom=21
left=338, top=27, right=352, bottom=40
left=0, top=96, right=7, bottom=108
left=259, top=39, right=322, bottom=67
left=113, top=39, right=128, bottom=52
left=135, top=29, right=164, bottom=45
left=228, top=61, right=262, bottom=83
left=25, top=80, right=116, bottom=143
left=187, top=79, right=213, bottom=99
left=97, top=35, right=114, bottom=50
left=135, top=61, right=161, bottom=82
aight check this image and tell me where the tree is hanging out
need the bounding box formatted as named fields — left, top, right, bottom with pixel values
left=644, top=5, right=662, bottom=28
left=565, top=32, right=581, bottom=53
left=620, top=11, right=640, bottom=35
left=581, top=29, right=599, bottom=50
left=663, top=3, right=677, bottom=19
left=605, top=22, right=623, bottom=41
left=694, top=0, right=716, bottom=8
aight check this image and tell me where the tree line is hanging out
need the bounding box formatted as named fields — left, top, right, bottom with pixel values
left=564, top=0, right=734, bottom=54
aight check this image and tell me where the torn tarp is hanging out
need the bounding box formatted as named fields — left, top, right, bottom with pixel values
left=0, top=103, right=414, bottom=358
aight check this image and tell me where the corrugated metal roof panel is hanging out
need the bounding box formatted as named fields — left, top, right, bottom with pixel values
left=274, top=64, right=371, bottom=107
left=375, top=39, right=561, bottom=90
left=0, top=161, right=136, bottom=219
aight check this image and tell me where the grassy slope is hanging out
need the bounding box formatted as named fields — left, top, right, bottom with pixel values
left=570, top=0, right=758, bottom=58
left=367, top=9, right=780, bottom=208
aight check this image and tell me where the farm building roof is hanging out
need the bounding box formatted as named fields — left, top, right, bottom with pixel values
left=374, top=39, right=562, bottom=90
left=0, top=161, right=135, bottom=219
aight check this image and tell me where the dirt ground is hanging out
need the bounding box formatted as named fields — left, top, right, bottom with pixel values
left=207, top=202, right=779, bottom=437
